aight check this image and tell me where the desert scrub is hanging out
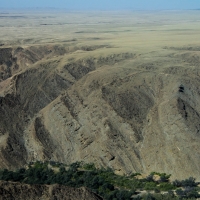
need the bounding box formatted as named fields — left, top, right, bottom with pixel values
left=0, top=161, right=199, bottom=200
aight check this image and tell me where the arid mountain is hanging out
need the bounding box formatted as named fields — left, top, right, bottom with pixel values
left=0, top=42, right=200, bottom=181
left=0, top=181, right=102, bottom=200
left=1, top=11, right=200, bottom=182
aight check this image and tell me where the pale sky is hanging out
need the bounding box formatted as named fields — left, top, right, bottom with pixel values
left=0, top=0, right=200, bottom=10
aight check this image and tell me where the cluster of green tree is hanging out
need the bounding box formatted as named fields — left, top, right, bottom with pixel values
left=0, top=161, right=199, bottom=200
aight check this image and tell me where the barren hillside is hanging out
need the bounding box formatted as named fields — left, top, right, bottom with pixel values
left=0, top=181, right=102, bottom=200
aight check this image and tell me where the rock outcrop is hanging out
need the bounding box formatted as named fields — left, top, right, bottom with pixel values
left=0, top=181, right=102, bottom=200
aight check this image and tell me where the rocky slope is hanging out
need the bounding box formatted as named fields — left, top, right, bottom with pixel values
left=0, top=181, right=102, bottom=200
left=0, top=42, right=200, bottom=181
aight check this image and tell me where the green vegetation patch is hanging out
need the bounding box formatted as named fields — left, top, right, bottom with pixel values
left=0, top=161, right=199, bottom=200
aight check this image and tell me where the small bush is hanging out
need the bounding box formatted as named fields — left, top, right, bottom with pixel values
left=82, top=163, right=96, bottom=171
left=158, top=182, right=176, bottom=191
left=144, top=182, right=157, bottom=190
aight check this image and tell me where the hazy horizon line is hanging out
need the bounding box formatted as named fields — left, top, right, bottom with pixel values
left=0, top=7, right=200, bottom=12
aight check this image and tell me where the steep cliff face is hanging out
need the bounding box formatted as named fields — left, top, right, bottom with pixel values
left=0, top=181, right=102, bottom=200
left=0, top=43, right=200, bottom=181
